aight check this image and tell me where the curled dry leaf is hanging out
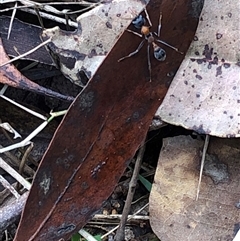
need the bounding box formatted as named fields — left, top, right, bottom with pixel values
left=150, top=135, right=240, bottom=241
left=42, top=0, right=149, bottom=86
left=0, top=38, right=74, bottom=101
left=0, top=16, right=53, bottom=65
left=157, top=0, right=240, bottom=137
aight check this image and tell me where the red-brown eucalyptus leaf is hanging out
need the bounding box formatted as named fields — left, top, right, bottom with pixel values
left=14, top=0, right=203, bottom=240
left=0, top=38, right=74, bottom=101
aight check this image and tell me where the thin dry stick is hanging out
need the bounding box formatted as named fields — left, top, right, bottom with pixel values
left=7, top=1, right=17, bottom=39
left=114, top=141, right=146, bottom=241
left=101, top=203, right=149, bottom=240
left=0, top=157, right=31, bottom=190
left=196, top=134, right=210, bottom=200
left=0, top=175, right=20, bottom=198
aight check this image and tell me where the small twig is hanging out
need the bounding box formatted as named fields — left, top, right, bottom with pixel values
left=1, top=145, right=35, bottom=176
left=92, top=214, right=149, bottom=221
left=19, top=142, right=33, bottom=176
left=0, top=157, right=31, bottom=190
left=0, top=85, right=8, bottom=95
left=20, top=7, right=78, bottom=27
left=0, top=175, right=20, bottom=198
left=78, top=229, right=98, bottom=241
left=0, top=191, right=29, bottom=234
left=0, top=95, right=47, bottom=120
left=101, top=203, right=149, bottom=240
left=114, top=141, right=146, bottom=241
left=196, top=134, right=210, bottom=200
left=7, top=1, right=17, bottom=39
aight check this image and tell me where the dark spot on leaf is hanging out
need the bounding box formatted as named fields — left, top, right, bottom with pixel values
left=210, top=96, right=212, bottom=99
left=195, top=51, right=199, bottom=55
left=216, top=33, right=223, bottom=39
left=218, top=97, right=221, bottom=100
left=212, top=56, right=218, bottom=64
left=192, top=124, right=210, bottom=134
left=56, top=224, right=76, bottom=235
left=81, top=181, right=89, bottom=190
left=184, top=80, right=188, bottom=85
left=223, top=111, right=227, bottom=114
left=196, top=93, right=200, bottom=98
left=88, top=49, right=97, bottom=58
left=187, top=225, right=191, bottom=229
left=237, top=100, right=240, bottom=103
left=223, top=63, right=231, bottom=68
left=105, top=12, right=108, bottom=17
left=194, top=36, right=198, bottom=41
left=190, top=58, right=196, bottom=62
left=233, top=86, right=236, bottom=90
left=221, top=16, right=224, bottom=20
left=193, top=69, right=197, bottom=73
left=132, top=111, right=140, bottom=120
left=167, top=71, right=175, bottom=77
left=106, top=21, right=112, bottom=29
left=208, top=63, right=212, bottom=69
left=197, top=59, right=203, bottom=64
left=221, top=58, right=225, bottom=62
left=230, top=116, right=233, bottom=119
left=169, top=113, right=172, bottom=116
left=216, top=66, right=222, bottom=77
left=227, top=12, right=232, bottom=18
left=192, top=85, right=195, bottom=88
left=203, top=44, right=213, bottom=60
left=96, top=43, right=103, bottom=48
left=116, top=13, right=121, bottom=17
left=196, top=75, right=202, bottom=80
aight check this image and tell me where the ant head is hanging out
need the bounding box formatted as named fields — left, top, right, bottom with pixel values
left=132, top=14, right=146, bottom=29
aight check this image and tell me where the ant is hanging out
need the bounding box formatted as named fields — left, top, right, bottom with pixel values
left=118, top=8, right=183, bottom=81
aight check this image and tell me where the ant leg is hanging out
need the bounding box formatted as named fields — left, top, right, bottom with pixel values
left=118, top=39, right=145, bottom=62
left=126, top=29, right=142, bottom=38
left=147, top=43, right=152, bottom=81
left=144, top=8, right=152, bottom=27
left=158, top=12, right=162, bottom=37
left=155, top=39, right=184, bottom=54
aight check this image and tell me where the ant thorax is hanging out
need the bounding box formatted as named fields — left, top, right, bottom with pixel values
left=146, top=34, right=154, bottom=44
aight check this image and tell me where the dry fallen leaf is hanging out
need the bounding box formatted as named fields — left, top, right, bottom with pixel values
left=156, top=0, right=240, bottom=137
left=13, top=0, right=202, bottom=240
left=150, top=135, right=240, bottom=241
left=42, top=0, right=149, bottom=86
left=0, top=37, right=74, bottom=101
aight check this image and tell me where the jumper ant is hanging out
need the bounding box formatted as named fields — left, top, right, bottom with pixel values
left=118, top=8, right=183, bottom=81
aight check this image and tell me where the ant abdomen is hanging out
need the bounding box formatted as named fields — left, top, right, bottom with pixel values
left=132, top=14, right=146, bottom=29
left=154, top=46, right=166, bottom=61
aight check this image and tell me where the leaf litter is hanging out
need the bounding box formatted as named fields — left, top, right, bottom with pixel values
left=157, top=0, right=240, bottom=137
